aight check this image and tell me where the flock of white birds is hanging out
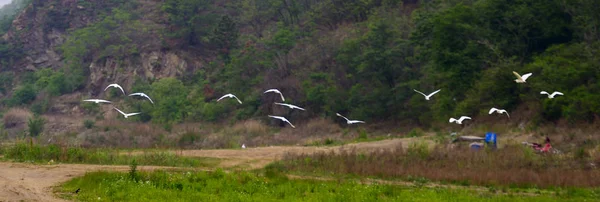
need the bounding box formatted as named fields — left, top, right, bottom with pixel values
left=216, top=88, right=364, bottom=128
left=415, top=71, right=562, bottom=125
left=82, top=84, right=153, bottom=118
left=83, top=70, right=562, bottom=129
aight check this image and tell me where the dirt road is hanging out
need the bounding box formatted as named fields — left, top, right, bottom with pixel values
left=0, top=138, right=429, bottom=202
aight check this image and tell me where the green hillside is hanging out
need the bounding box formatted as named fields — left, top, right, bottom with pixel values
left=0, top=0, right=599, bottom=128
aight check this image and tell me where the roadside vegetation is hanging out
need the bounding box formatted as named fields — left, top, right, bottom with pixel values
left=277, top=143, right=600, bottom=189
left=56, top=168, right=597, bottom=202
left=0, top=142, right=219, bottom=167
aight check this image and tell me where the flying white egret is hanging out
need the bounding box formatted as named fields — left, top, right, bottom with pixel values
left=129, top=92, right=154, bottom=104
left=413, top=89, right=441, bottom=100
left=336, top=113, right=365, bottom=124
left=264, top=89, right=285, bottom=101
left=113, top=107, right=141, bottom=118
left=217, top=93, right=242, bottom=104
left=268, top=115, right=295, bottom=128
left=512, top=71, right=533, bottom=83
left=540, top=91, right=564, bottom=99
left=488, top=107, right=510, bottom=118
left=83, top=99, right=111, bottom=104
left=274, top=102, right=305, bottom=111
left=104, top=83, right=126, bottom=95
left=449, top=116, right=472, bottom=124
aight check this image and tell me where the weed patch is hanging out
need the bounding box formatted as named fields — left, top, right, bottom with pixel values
left=56, top=170, right=595, bottom=201
left=1, top=142, right=219, bottom=167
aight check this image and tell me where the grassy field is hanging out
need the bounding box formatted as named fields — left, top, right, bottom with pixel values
left=0, top=142, right=219, bottom=167
left=56, top=167, right=598, bottom=202
left=279, top=142, right=600, bottom=189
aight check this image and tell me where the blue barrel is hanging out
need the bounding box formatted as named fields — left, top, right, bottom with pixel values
left=485, top=132, right=497, bottom=148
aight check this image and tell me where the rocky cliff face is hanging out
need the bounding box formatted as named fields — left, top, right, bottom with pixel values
left=4, top=0, right=98, bottom=71
left=2, top=0, right=206, bottom=115
left=3, top=0, right=205, bottom=97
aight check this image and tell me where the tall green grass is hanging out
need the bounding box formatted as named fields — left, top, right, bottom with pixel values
left=57, top=169, right=596, bottom=201
left=1, top=142, right=219, bottom=167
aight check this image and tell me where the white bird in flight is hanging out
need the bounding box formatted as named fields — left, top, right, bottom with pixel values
left=83, top=99, right=111, bottom=104
left=413, top=89, right=441, bottom=100
left=113, top=107, right=141, bottom=118
left=274, top=102, right=305, bottom=111
left=264, top=89, right=285, bottom=101
left=129, top=93, right=154, bottom=104
left=104, top=83, right=126, bottom=95
left=512, top=71, right=532, bottom=83
left=336, top=113, right=365, bottom=124
left=540, top=91, right=564, bottom=99
left=449, top=116, right=472, bottom=124
left=488, top=108, right=509, bottom=118
left=217, top=93, right=242, bottom=104
left=268, top=115, right=295, bottom=128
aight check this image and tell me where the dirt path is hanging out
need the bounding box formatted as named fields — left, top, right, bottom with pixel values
left=0, top=137, right=430, bottom=202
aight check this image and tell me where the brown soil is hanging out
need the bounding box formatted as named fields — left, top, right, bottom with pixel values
left=0, top=137, right=431, bottom=201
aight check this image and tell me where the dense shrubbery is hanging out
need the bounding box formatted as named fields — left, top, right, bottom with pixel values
left=2, top=142, right=217, bottom=167
left=2, top=0, right=600, bottom=125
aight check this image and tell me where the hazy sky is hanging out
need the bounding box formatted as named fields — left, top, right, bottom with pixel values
left=0, top=0, right=12, bottom=7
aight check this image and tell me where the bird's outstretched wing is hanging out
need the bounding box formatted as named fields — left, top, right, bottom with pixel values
left=264, top=89, right=285, bottom=101
left=413, top=89, right=427, bottom=97
left=126, top=112, right=141, bottom=117
left=113, top=107, right=126, bottom=116
left=130, top=93, right=154, bottom=104
left=105, top=84, right=125, bottom=94
left=232, top=95, right=243, bottom=104
left=268, top=115, right=295, bottom=128
left=449, top=118, right=457, bottom=123
left=502, top=110, right=510, bottom=118
left=489, top=108, right=498, bottom=114
left=458, top=116, right=472, bottom=122
left=512, top=71, right=523, bottom=80
left=336, top=113, right=350, bottom=122
left=217, top=94, right=232, bottom=102
left=283, top=119, right=295, bottom=128
left=263, top=89, right=279, bottom=94
left=551, top=92, right=564, bottom=97
left=144, top=94, right=154, bottom=104
left=540, top=91, right=549, bottom=95
left=427, top=89, right=442, bottom=97
left=117, top=85, right=125, bottom=94
left=275, top=103, right=305, bottom=111
left=351, top=120, right=365, bottom=124
left=521, top=73, right=532, bottom=80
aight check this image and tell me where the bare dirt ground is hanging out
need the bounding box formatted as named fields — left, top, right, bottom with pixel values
left=0, top=137, right=432, bottom=202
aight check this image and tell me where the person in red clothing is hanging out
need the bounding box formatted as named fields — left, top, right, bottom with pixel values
left=540, top=136, right=552, bottom=153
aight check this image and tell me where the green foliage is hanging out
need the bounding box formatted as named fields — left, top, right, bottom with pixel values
left=161, top=0, right=218, bottom=46
left=0, top=0, right=31, bottom=35
left=0, top=39, right=24, bottom=67
left=149, top=78, right=189, bottom=124
left=9, top=84, right=37, bottom=106
left=407, top=128, right=424, bottom=138
left=524, top=43, right=600, bottom=123
left=129, top=159, right=139, bottom=181
left=59, top=170, right=595, bottom=201
left=34, top=68, right=68, bottom=96
left=2, top=142, right=219, bottom=167
left=27, top=115, right=44, bottom=137
left=0, top=71, right=14, bottom=94
left=211, top=15, right=239, bottom=60
left=83, top=119, right=95, bottom=129
left=60, top=7, right=149, bottom=92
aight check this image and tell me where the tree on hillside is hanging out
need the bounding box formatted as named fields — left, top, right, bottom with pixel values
left=211, top=15, right=239, bottom=61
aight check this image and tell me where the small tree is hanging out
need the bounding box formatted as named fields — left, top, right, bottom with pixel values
left=27, top=115, right=45, bottom=137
